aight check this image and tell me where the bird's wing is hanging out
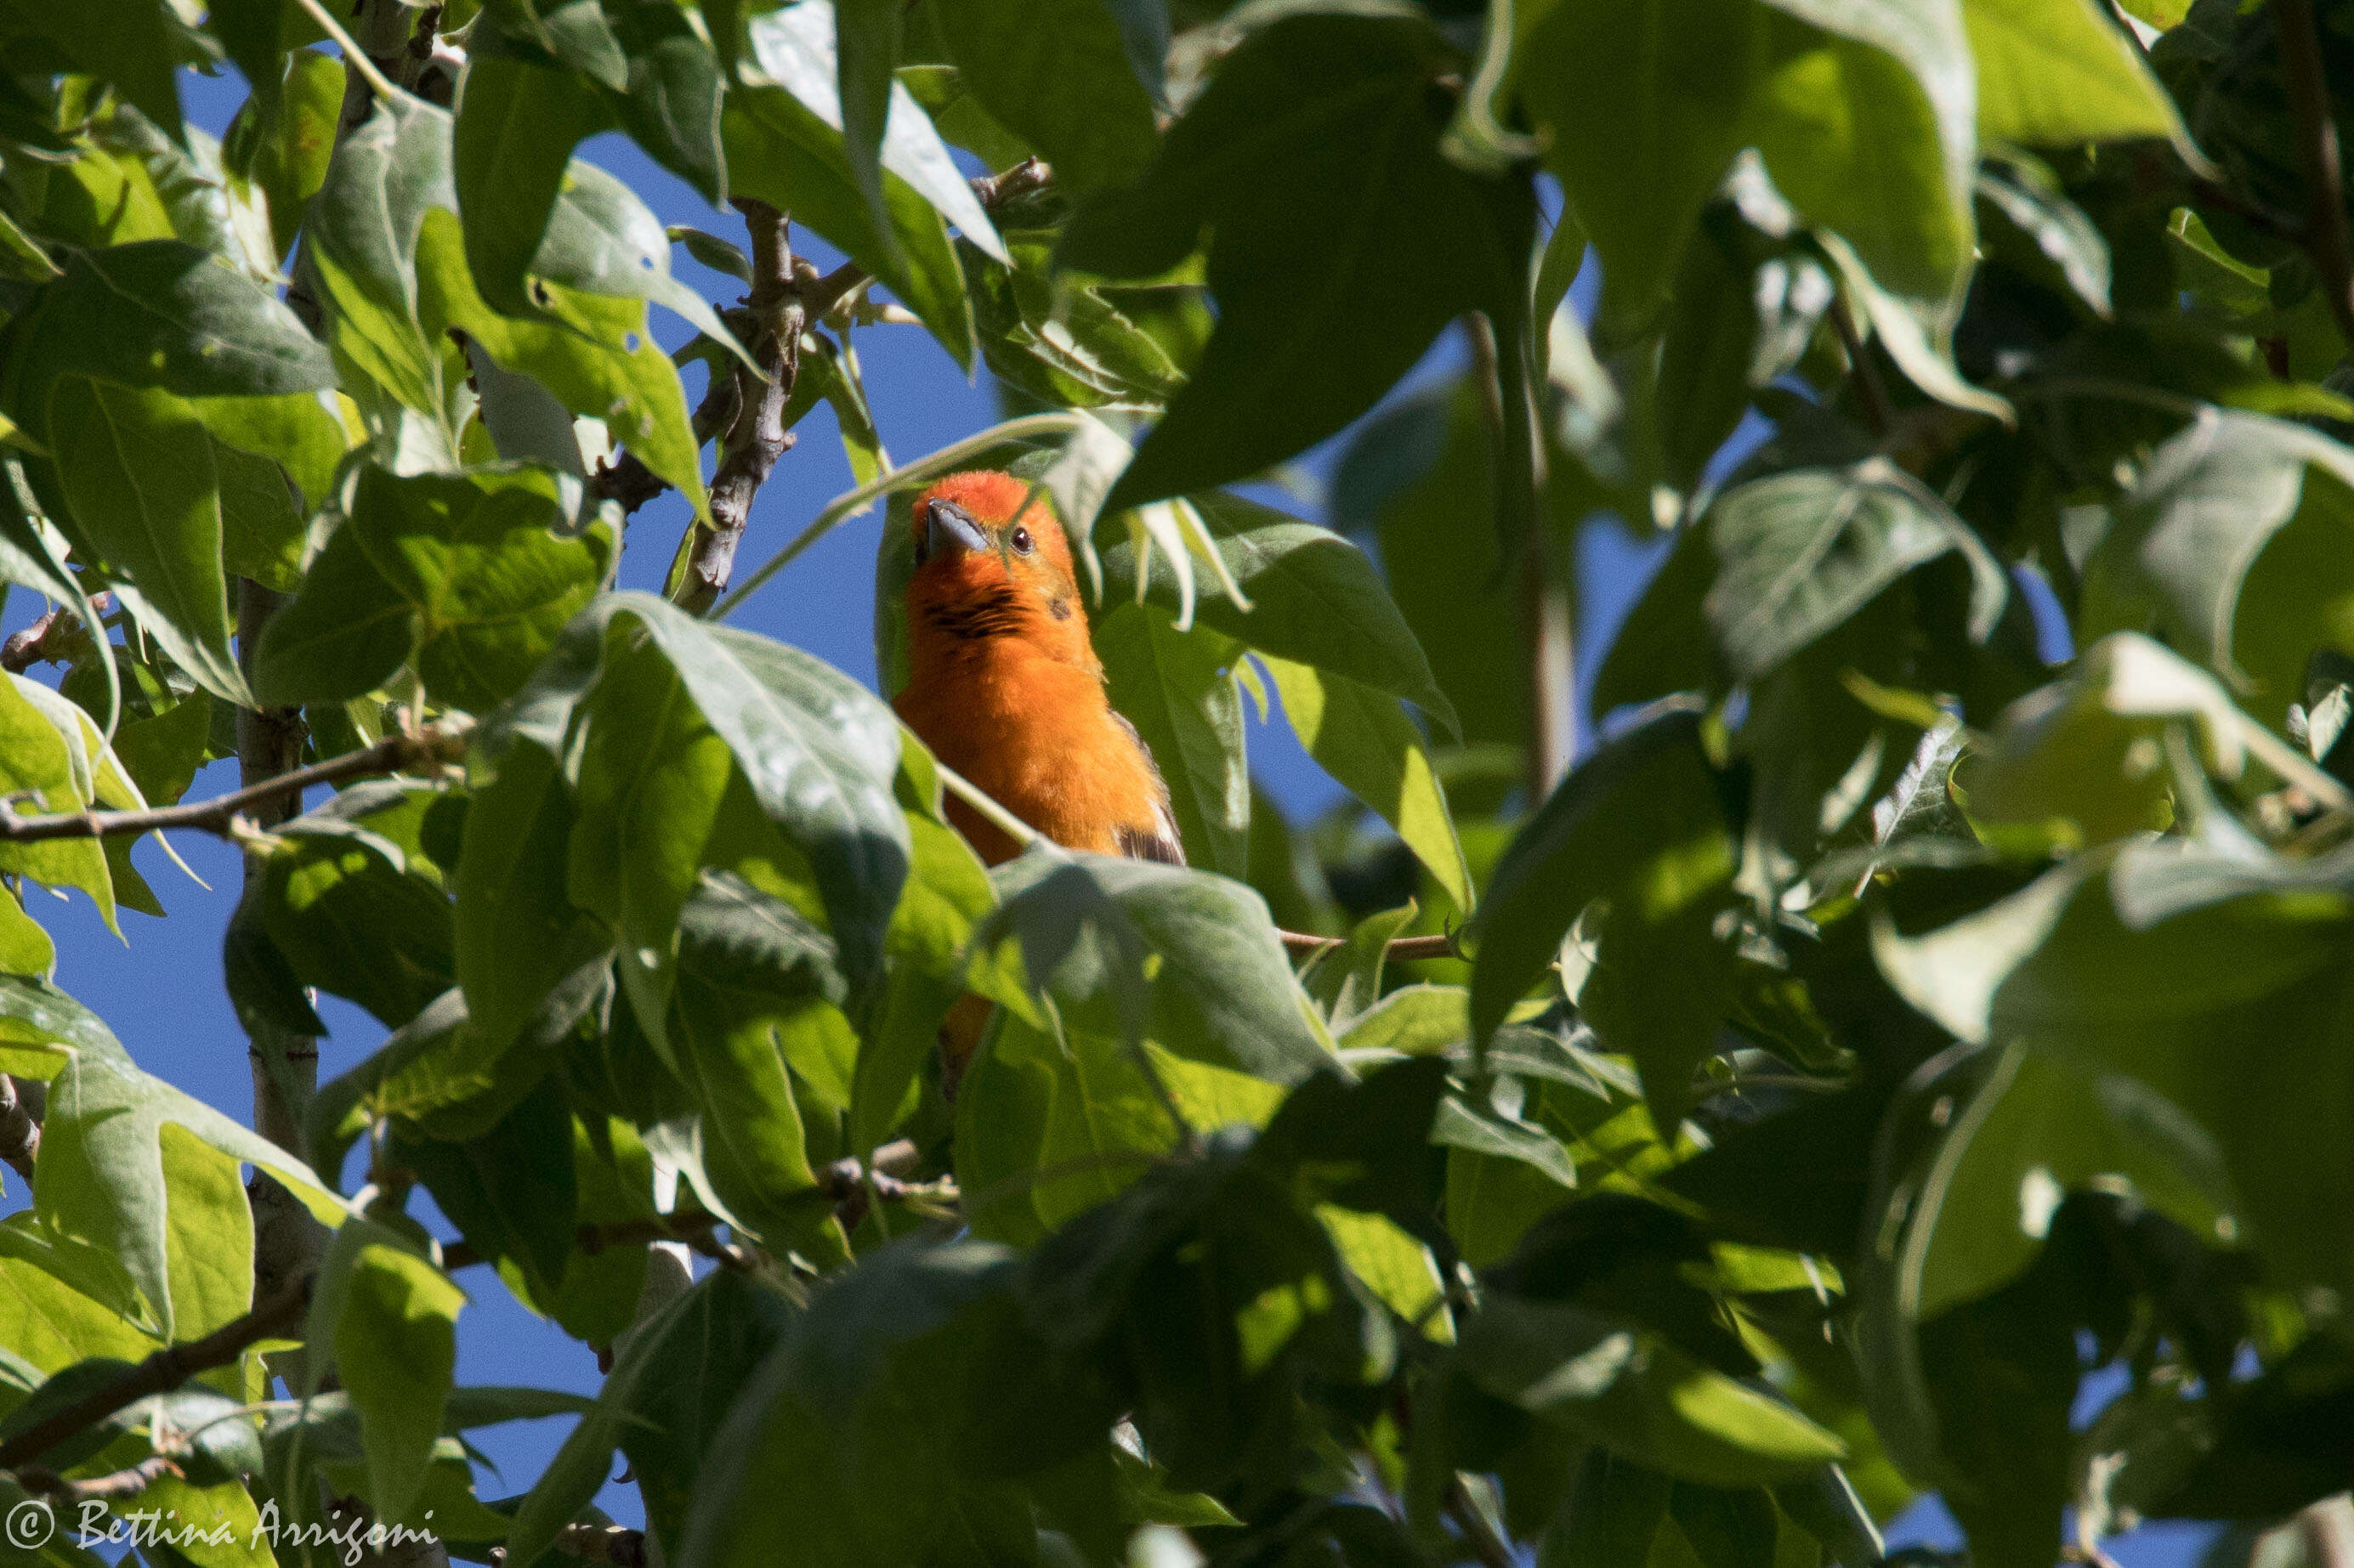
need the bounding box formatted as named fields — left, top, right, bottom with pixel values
left=1110, top=712, right=1188, bottom=867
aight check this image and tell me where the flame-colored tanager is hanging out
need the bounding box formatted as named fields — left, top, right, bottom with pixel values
left=893, top=472, right=1187, bottom=1069
left=893, top=469, right=1184, bottom=869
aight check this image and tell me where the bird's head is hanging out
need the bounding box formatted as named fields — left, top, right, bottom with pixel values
left=903, top=470, right=1094, bottom=668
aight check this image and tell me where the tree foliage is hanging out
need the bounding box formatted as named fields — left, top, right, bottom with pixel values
left=2, top=1, right=2353, bottom=1565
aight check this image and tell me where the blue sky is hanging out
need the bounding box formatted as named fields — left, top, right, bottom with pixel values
left=0, top=57, right=2226, bottom=1568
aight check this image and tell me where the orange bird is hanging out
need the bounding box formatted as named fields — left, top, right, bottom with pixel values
left=893, top=470, right=1183, bottom=869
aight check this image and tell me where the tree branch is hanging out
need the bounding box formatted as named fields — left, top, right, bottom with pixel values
left=0, top=599, right=104, bottom=674
left=0, top=1279, right=310, bottom=1471
left=2271, top=0, right=2354, bottom=347
left=674, top=199, right=803, bottom=614
left=593, top=160, right=1056, bottom=526
left=0, top=724, right=468, bottom=843
left=0, top=1071, right=37, bottom=1186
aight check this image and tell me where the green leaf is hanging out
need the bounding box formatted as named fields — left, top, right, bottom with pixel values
left=1065, top=12, right=1535, bottom=511
left=956, top=1010, right=1277, bottom=1241
left=222, top=48, right=343, bottom=263
left=682, top=1241, right=1089, bottom=1566
left=1258, top=654, right=1472, bottom=915
left=256, top=464, right=615, bottom=714
left=509, top=593, right=910, bottom=1006
left=835, top=0, right=904, bottom=258
left=308, top=96, right=714, bottom=511
left=722, top=85, right=976, bottom=370
left=455, top=743, right=615, bottom=1049
left=1903, top=1044, right=2237, bottom=1323
left=230, top=807, right=457, bottom=1033
left=1455, top=1293, right=1846, bottom=1486
left=45, top=381, right=249, bottom=707
left=2089, top=407, right=2354, bottom=727
left=1751, top=0, right=1977, bottom=305
left=1097, top=488, right=1458, bottom=735
left=454, top=50, right=616, bottom=317
left=1706, top=457, right=2007, bottom=684
left=35, top=1013, right=347, bottom=1335
left=0, top=0, right=183, bottom=144
left=0, top=675, right=115, bottom=927
left=924, top=0, right=1158, bottom=194
left=1976, top=152, right=2112, bottom=317
left=1542, top=1449, right=1675, bottom=1568
left=1963, top=0, right=2193, bottom=154
left=318, top=1228, right=464, bottom=1525
left=1300, top=903, right=1419, bottom=1029
left=605, top=0, right=727, bottom=203
left=1094, top=603, right=1248, bottom=878
left=1335, top=382, right=1527, bottom=755
left=752, top=2, right=1005, bottom=264
left=1516, top=0, right=1766, bottom=331
left=1469, top=705, right=1735, bottom=1070
left=966, top=231, right=1199, bottom=411
left=0, top=240, right=336, bottom=405
left=1877, top=837, right=2354, bottom=1311
left=510, top=1270, right=798, bottom=1567
left=977, top=850, right=1333, bottom=1085
left=663, top=875, right=854, bottom=1259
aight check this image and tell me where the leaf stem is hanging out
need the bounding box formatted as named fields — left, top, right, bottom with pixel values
left=1445, top=1477, right=1517, bottom=1568
left=0, top=1279, right=311, bottom=1472
left=292, top=0, right=402, bottom=105
left=1829, top=293, right=1895, bottom=438
left=931, top=757, right=1050, bottom=852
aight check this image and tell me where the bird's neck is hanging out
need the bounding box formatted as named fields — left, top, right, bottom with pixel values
left=905, top=615, right=1103, bottom=685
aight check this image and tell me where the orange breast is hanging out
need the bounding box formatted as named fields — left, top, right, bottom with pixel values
left=894, top=652, right=1165, bottom=866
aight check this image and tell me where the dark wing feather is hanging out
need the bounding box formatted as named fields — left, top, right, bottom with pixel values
left=1109, top=712, right=1187, bottom=866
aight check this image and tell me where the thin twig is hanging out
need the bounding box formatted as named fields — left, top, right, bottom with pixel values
left=1, top=601, right=101, bottom=674
left=0, top=724, right=468, bottom=843
left=438, top=1208, right=725, bottom=1274
left=12, top=1454, right=181, bottom=1505
left=2271, top=0, right=2354, bottom=347
left=595, top=367, right=740, bottom=515
left=0, top=1280, right=310, bottom=1470
left=1278, top=929, right=1457, bottom=961
left=0, top=1072, right=37, bottom=1186
left=1829, top=293, right=1895, bottom=438
left=939, top=761, right=1455, bottom=960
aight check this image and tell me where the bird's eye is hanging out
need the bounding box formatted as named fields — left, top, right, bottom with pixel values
left=1010, top=525, right=1035, bottom=556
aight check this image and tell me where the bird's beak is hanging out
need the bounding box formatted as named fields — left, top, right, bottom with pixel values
left=917, top=498, right=990, bottom=563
